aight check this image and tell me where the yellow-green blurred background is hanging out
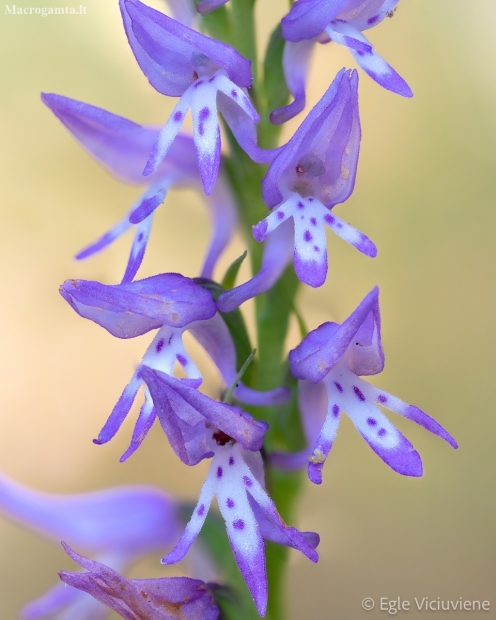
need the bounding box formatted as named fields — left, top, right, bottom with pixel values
left=1, top=1, right=495, bottom=618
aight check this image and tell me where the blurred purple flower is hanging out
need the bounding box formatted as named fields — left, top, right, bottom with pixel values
left=0, top=472, right=181, bottom=620
left=218, top=69, right=376, bottom=312
left=140, top=371, right=319, bottom=616
left=120, top=0, right=273, bottom=195
left=60, top=276, right=288, bottom=460
left=42, top=94, right=237, bottom=281
left=59, top=543, right=219, bottom=620
left=275, top=0, right=412, bottom=122
left=286, top=287, right=457, bottom=483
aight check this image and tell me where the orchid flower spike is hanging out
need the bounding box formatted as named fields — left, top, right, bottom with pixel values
left=217, top=69, right=375, bottom=312
left=287, top=287, right=457, bottom=483
left=0, top=472, right=182, bottom=620
left=60, top=544, right=219, bottom=620
left=60, top=275, right=288, bottom=460
left=277, top=0, right=412, bottom=123
left=142, top=368, right=319, bottom=616
left=42, top=94, right=237, bottom=281
left=120, top=0, right=273, bottom=195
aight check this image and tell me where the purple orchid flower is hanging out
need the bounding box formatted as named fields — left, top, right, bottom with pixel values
left=60, top=274, right=288, bottom=460
left=276, top=0, right=412, bottom=123
left=59, top=543, right=219, bottom=620
left=0, top=472, right=182, bottom=620
left=120, top=0, right=273, bottom=195
left=217, top=69, right=375, bottom=312
left=285, top=287, right=457, bottom=483
left=42, top=94, right=237, bottom=281
left=142, top=366, right=319, bottom=617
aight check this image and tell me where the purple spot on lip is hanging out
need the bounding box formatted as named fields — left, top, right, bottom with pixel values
left=308, top=197, right=314, bottom=202
left=277, top=211, right=285, bottom=220
left=168, top=334, right=174, bottom=344
left=297, top=201, right=305, bottom=210
left=332, top=404, right=340, bottom=417
left=209, top=76, right=216, bottom=83
left=226, top=498, right=235, bottom=508
left=378, top=428, right=387, bottom=437
left=155, top=339, right=165, bottom=353
left=324, top=214, right=335, bottom=225
left=367, top=417, right=377, bottom=426
left=368, top=15, right=379, bottom=24
left=138, top=233, right=144, bottom=242
left=194, top=80, right=203, bottom=89
left=229, top=456, right=235, bottom=466
left=173, top=111, right=183, bottom=122
left=378, top=394, right=387, bottom=403
left=357, top=50, right=364, bottom=56
left=217, top=466, right=223, bottom=479
left=231, top=89, right=238, bottom=98
left=353, top=386, right=366, bottom=401
left=243, top=476, right=252, bottom=487
left=304, top=230, right=312, bottom=242
left=334, top=381, right=343, bottom=393
left=313, top=245, right=320, bottom=252
left=337, top=222, right=343, bottom=228
left=310, top=217, right=317, bottom=226
left=233, top=519, right=245, bottom=530
left=197, top=504, right=205, bottom=516
left=199, top=107, right=211, bottom=121
left=176, top=354, right=187, bottom=367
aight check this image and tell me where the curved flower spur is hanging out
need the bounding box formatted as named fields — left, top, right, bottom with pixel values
left=60, top=274, right=288, bottom=461
left=217, top=69, right=376, bottom=312
left=288, top=287, right=457, bottom=483
left=42, top=94, right=237, bottom=282
left=142, top=367, right=319, bottom=618
left=120, top=0, right=269, bottom=195
left=0, top=472, right=182, bottom=620
left=278, top=0, right=411, bottom=124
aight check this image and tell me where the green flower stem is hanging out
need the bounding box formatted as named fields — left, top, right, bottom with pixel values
left=219, top=14, right=308, bottom=620
left=222, top=136, right=305, bottom=620
left=231, top=0, right=258, bottom=84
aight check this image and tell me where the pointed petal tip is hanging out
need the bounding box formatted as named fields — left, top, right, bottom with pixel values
left=362, top=238, right=378, bottom=258
left=142, top=163, right=154, bottom=177
left=202, top=177, right=215, bottom=197
left=405, top=405, right=458, bottom=449
left=395, top=449, right=423, bottom=478
left=252, top=220, right=268, bottom=242
left=307, top=463, right=324, bottom=485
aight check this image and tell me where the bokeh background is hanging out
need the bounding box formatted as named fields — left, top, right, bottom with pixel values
left=1, top=1, right=495, bottom=618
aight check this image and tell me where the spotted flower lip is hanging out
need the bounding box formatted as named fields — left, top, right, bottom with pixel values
left=59, top=544, right=220, bottom=620
left=42, top=93, right=237, bottom=281
left=60, top=278, right=285, bottom=459
left=280, top=0, right=412, bottom=102
left=218, top=69, right=375, bottom=309
left=260, top=68, right=376, bottom=288
left=0, top=472, right=182, bottom=620
left=119, top=0, right=270, bottom=194
left=160, top=443, right=319, bottom=616
left=288, top=287, right=458, bottom=483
